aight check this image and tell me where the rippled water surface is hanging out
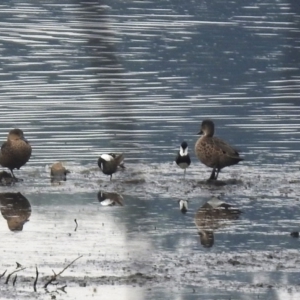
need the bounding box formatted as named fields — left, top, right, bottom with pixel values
left=0, top=1, right=300, bottom=299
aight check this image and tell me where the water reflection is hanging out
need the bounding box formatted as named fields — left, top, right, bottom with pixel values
left=97, top=191, right=124, bottom=206
left=178, top=199, right=188, bottom=214
left=0, top=192, right=31, bottom=231
left=0, top=170, right=14, bottom=185
left=194, top=197, right=242, bottom=248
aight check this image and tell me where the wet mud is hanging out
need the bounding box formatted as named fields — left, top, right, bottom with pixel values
left=0, top=161, right=300, bottom=299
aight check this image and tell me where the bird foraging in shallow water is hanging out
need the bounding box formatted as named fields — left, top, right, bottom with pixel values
left=97, top=153, right=124, bottom=180
left=50, top=162, right=70, bottom=182
left=194, top=119, right=243, bottom=180
left=178, top=200, right=188, bottom=214
left=175, top=141, right=191, bottom=179
left=0, top=129, right=32, bottom=179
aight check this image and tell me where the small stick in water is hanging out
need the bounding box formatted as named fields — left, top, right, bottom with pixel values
left=44, top=255, right=83, bottom=289
left=5, top=267, right=26, bottom=284
left=13, top=275, right=17, bottom=286
left=0, top=270, right=7, bottom=279
left=33, top=266, right=39, bottom=292
left=74, top=219, right=78, bottom=232
left=58, top=285, right=67, bottom=293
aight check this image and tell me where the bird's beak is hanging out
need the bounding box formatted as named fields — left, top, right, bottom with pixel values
left=197, top=130, right=203, bottom=135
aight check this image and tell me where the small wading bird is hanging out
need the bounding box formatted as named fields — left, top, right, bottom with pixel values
left=178, top=199, right=188, bottom=214
left=194, top=119, right=243, bottom=180
left=50, top=162, right=70, bottom=182
left=0, top=129, right=32, bottom=180
left=98, top=153, right=124, bottom=180
left=175, top=141, right=191, bottom=179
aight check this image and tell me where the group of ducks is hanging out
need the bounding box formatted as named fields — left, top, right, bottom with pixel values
left=0, top=119, right=243, bottom=183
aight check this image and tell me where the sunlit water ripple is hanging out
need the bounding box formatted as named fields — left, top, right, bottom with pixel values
left=0, top=0, right=298, bottom=166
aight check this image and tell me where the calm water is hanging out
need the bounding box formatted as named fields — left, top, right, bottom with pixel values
left=0, top=1, right=300, bottom=299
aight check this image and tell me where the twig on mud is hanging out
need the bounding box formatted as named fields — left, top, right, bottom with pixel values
left=0, top=270, right=7, bottom=279
left=43, top=255, right=83, bottom=289
left=57, top=285, right=67, bottom=293
left=13, top=275, right=17, bottom=286
left=5, top=267, right=26, bottom=284
left=74, top=219, right=78, bottom=231
left=33, top=266, right=39, bottom=292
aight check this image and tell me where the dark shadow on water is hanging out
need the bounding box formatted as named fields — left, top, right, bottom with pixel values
left=194, top=196, right=242, bottom=248
left=0, top=192, right=31, bottom=231
left=194, top=178, right=244, bottom=188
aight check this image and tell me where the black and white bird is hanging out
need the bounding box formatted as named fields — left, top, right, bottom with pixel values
left=175, top=141, right=191, bottom=179
left=97, top=153, right=124, bottom=180
left=178, top=200, right=188, bottom=214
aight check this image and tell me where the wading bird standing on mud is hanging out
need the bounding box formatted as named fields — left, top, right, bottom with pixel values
left=98, top=153, right=124, bottom=180
left=175, top=141, right=191, bottom=179
left=0, top=129, right=32, bottom=180
left=195, top=120, right=243, bottom=180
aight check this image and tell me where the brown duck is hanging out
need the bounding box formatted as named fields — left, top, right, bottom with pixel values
left=195, top=120, right=243, bottom=180
left=0, top=129, right=32, bottom=179
left=50, top=162, right=70, bottom=182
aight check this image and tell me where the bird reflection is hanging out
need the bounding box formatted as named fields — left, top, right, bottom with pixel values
left=194, top=197, right=242, bottom=248
left=178, top=200, right=188, bottom=214
left=0, top=171, right=15, bottom=185
left=97, top=191, right=124, bottom=206
left=0, top=192, right=31, bottom=231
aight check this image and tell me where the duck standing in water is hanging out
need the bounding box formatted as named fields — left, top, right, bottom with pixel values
left=175, top=141, right=191, bottom=179
left=194, top=120, right=243, bottom=180
left=98, top=153, right=124, bottom=180
left=0, top=129, right=32, bottom=179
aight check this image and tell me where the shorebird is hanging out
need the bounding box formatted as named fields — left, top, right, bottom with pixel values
left=175, top=141, right=191, bottom=179
left=98, top=153, right=124, bottom=180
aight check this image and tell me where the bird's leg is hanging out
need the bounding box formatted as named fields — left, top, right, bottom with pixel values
left=10, top=169, right=16, bottom=179
left=184, top=169, right=186, bottom=180
left=110, top=175, right=112, bottom=181
left=215, top=168, right=220, bottom=180
left=209, top=168, right=216, bottom=180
